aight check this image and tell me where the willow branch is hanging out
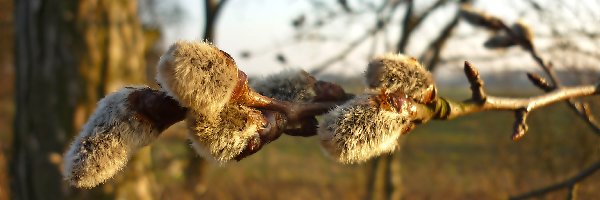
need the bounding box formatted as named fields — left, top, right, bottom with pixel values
left=438, top=85, right=598, bottom=119
left=509, top=160, right=600, bottom=200
left=466, top=6, right=600, bottom=135
left=421, top=62, right=599, bottom=140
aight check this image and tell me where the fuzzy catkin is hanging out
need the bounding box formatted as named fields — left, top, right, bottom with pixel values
left=318, top=95, right=413, bottom=164
left=365, top=53, right=436, bottom=103
left=156, top=40, right=238, bottom=118
left=63, top=86, right=159, bottom=188
left=251, top=69, right=317, bottom=102
left=187, top=104, right=265, bottom=163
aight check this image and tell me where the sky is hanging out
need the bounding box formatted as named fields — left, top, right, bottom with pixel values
left=139, top=0, right=600, bottom=79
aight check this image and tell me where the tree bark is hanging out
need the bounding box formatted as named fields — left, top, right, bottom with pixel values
left=12, top=0, right=149, bottom=199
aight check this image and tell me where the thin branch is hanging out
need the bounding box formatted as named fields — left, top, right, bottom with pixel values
left=526, top=72, right=553, bottom=92
left=421, top=62, right=599, bottom=139
left=420, top=10, right=461, bottom=71
left=474, top=7, right=600, bottom=135
left=396, top=0, right=449, bottom=53
left=437, top=84, right=598, bottom=120
left=509, top=160, right=600, bottom=200
left=203, top=0, right=230, bottom=41
left=395, top=0, right=414, bottom=53
left=309, top=0, right=401, bottom=75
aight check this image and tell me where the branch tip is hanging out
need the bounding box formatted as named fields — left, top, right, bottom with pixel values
left=463, top=61, right=486, bottom=102
left=512, top=109, right=529, bottom=141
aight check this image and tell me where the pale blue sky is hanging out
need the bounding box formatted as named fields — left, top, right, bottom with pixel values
left=141, top=0, right=600, bottom=77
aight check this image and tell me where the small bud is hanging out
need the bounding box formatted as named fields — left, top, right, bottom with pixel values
left=251, top=69, right=317, bottom=102
left=318, top=94, right=416, bottom=164
left=63, top=86, right=177, bottom=188
left=187, top=104, right=266, bottom=163
left=511, top=20, right=534, bottom=49
left=365, top=53, right=436, bottom=104
left=156, top=40, right=239, bottom=118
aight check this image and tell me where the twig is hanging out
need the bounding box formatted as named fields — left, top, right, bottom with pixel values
left=464, top=61, right=486, bottom=102
left=420, top=10, right=461, bottom=71
left=485, top=7, right=600, bottom=135
left=309, top=0, right=401, bottom=75
left=423, top=62, right=599, bottom=140
left=509, top=160, right=600, bottom=200
left=396, top=0, right=450, bottom=53
left=526, top=73, right=553, bottom=92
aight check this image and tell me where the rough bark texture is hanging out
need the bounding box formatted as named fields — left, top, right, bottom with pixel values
left=12, top=0, right=149, bottom=199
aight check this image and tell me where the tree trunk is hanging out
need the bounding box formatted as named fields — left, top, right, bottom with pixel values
left=12, top=0, right=150, bottom=199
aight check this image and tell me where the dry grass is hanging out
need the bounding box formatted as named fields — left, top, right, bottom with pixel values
left=142, top=89, right=600, bottom=200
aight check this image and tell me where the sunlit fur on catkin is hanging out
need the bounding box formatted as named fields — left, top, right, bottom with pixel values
left=251, top=69, right=316, bottom=102
left=365, top=53, right=435, bottom=103
left=318, top=95, right=412, bottom=164
left=187, top=104, right=264, bottom=163
left=63, top=86, right=159, bottom=188
left=156, top=41, right=238, bottom=118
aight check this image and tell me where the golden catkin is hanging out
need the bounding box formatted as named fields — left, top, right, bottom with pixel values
left=365, top=53, right=436, bottom=104
left=187, top=104, right=265, bottom=164
left=156, top=40, right=238, bottom=118
left=318, top=95, right=414, bottom=164
left=63, top=86, right=159, bottom=188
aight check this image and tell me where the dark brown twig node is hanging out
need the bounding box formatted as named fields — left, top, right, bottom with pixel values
left=512, top=109, right=529, bottom=141
left=463, top=61, right=486, bottom=103
left=526, top=72, right=553, bottom=92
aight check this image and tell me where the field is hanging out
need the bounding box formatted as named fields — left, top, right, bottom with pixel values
left=1, top=82, right=598, bottom=199
left=141, top=88, right=600, bottom=200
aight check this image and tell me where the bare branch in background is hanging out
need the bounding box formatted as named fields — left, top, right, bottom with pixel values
left=509, top=160, right=600, bottom=200
left=424, top=62, right=599, bottom=139
left=396, top=0, right=450, bottom=53
left=309, top=0, right=402, bottom=75
left=419, top=10, right=461, bottom=71
left=462, top=3, right=600, bottom=135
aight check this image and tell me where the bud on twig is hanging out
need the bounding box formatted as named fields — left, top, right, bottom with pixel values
left=526, top=72, right=553, bottom=91
left=512, top=109, right=529, bottom=141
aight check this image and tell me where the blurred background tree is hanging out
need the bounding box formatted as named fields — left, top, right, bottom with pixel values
left=11, top=0, right=152, bottom=199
